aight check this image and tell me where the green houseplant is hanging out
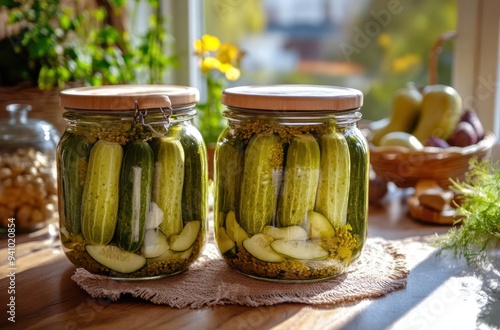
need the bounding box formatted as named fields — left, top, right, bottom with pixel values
left=0, top=0, right=176, bottom=131
left=1, top=0, right=175, bottom=87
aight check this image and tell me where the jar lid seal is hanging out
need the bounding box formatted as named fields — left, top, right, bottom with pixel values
left=222, top=85, right=363, bottom=111
left=60, top=85, right=199, bottom=110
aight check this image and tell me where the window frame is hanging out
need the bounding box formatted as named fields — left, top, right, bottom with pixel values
left=169, top=0, right=203, bottom=91
left=453, top=0, right=500, bottom=140
left=453, top=0, right=500, bottom=159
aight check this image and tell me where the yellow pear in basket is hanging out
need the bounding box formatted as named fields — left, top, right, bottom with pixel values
left=412, top=84, right=462, bottom=144
left=379, top=131, right=424, bottom=151
left=372, top=83, right=422, bottom=146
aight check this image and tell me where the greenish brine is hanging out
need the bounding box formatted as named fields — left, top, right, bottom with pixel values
left=215, top=84, right=366, bottom=282
left=57, top=85, right=207, bottom=280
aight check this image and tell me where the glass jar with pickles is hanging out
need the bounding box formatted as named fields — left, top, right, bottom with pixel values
left=58, top=85, right=207, bottom=280
left=214, top=85, right=368, bottom=282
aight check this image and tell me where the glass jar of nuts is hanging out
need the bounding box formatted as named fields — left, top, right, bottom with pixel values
left=0, top=104, right=60, bottom=233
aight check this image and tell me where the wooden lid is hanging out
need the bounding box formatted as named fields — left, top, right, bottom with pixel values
left=60, top=85, right=199, bottom=110
left=222, top=85, right=363, bottom=111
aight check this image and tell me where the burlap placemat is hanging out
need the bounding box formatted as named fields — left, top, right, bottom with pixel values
left=71, top=237, right=408, bottom=308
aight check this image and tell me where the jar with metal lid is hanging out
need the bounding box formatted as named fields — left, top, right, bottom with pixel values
left=57, top=85, right=207, bottom=280
left=0, top=104, right=60, bottom=233
left=214, top=85, right=368, bottom=282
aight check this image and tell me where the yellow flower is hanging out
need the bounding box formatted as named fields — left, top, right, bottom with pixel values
left=194, top=34, right=243, bottom=81
left=224, top=67, right=241, bottom=81
left=203, top=35, right=221, bottom=51
left=194, top=34, right=221, bottom=55
left=200, top=56, right=221, bottom=73
left=217, top=43, right=240, bottom=65
left=392, top=54, right=421, bottom=73
left=218, top=63, right=232, bottom=73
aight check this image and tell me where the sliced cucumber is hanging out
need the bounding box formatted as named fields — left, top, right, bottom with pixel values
left=262, top=225, right=308, bottom=240
left=225, top=211, right=249, bottom=249
left=169, top=220, right=201, bottom=251
left=146, top=202, right=164, bottom=230
left=141, top=229, right=170, bottom=258
left=147, top=246, right=193, bottom=263
left=242, top=233, right=285, bottom=263
left=85, top=245, right=146, bottom=274
left=306, top=211, right=335, bottom=239
left=216, top=227, right=236, bottom=254
left=270, top=239, right=328, bottom=260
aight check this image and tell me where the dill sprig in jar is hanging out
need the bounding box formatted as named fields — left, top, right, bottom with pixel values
left=214, top=85, right=368, bottom=282
left=57, top=85, right=207, bottom=280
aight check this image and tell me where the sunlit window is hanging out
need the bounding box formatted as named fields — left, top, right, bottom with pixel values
left=203, top=0, right=457, bottom=121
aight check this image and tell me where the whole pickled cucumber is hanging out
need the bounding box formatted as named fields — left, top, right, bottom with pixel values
left=151, top=137, right=185, bottom=237
left=115, top=141, right=154, bottom=252
left=81, top=140, right=123, bottom=245
left=315, top=130, right=351, bottom=227
left=215, top=127, right=246, bottom=217
left=277, top=134, right=320, bottom=227
left=239, top=133, right=283, bottom=235
left=59, top=132, right=93, bottom=234
left=177, top=124, right=208, bottom=225
left=345, top=128, right=369, bottom=239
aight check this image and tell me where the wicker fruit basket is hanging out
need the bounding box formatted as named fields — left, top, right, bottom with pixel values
left=369, top=131, right=496, bottom=188
left=369, top=31, right=497, bottom=189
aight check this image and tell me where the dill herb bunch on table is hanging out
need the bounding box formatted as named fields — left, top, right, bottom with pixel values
left=436, top=158, right=500, bottom=266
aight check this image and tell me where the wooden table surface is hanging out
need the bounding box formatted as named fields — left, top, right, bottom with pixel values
left=1, top=188, right=499, bottom=330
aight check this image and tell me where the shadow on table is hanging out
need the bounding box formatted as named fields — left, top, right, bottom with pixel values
left=476, top=251, right=500, bottom=329
left=336, top=249, right=481, bottom=330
